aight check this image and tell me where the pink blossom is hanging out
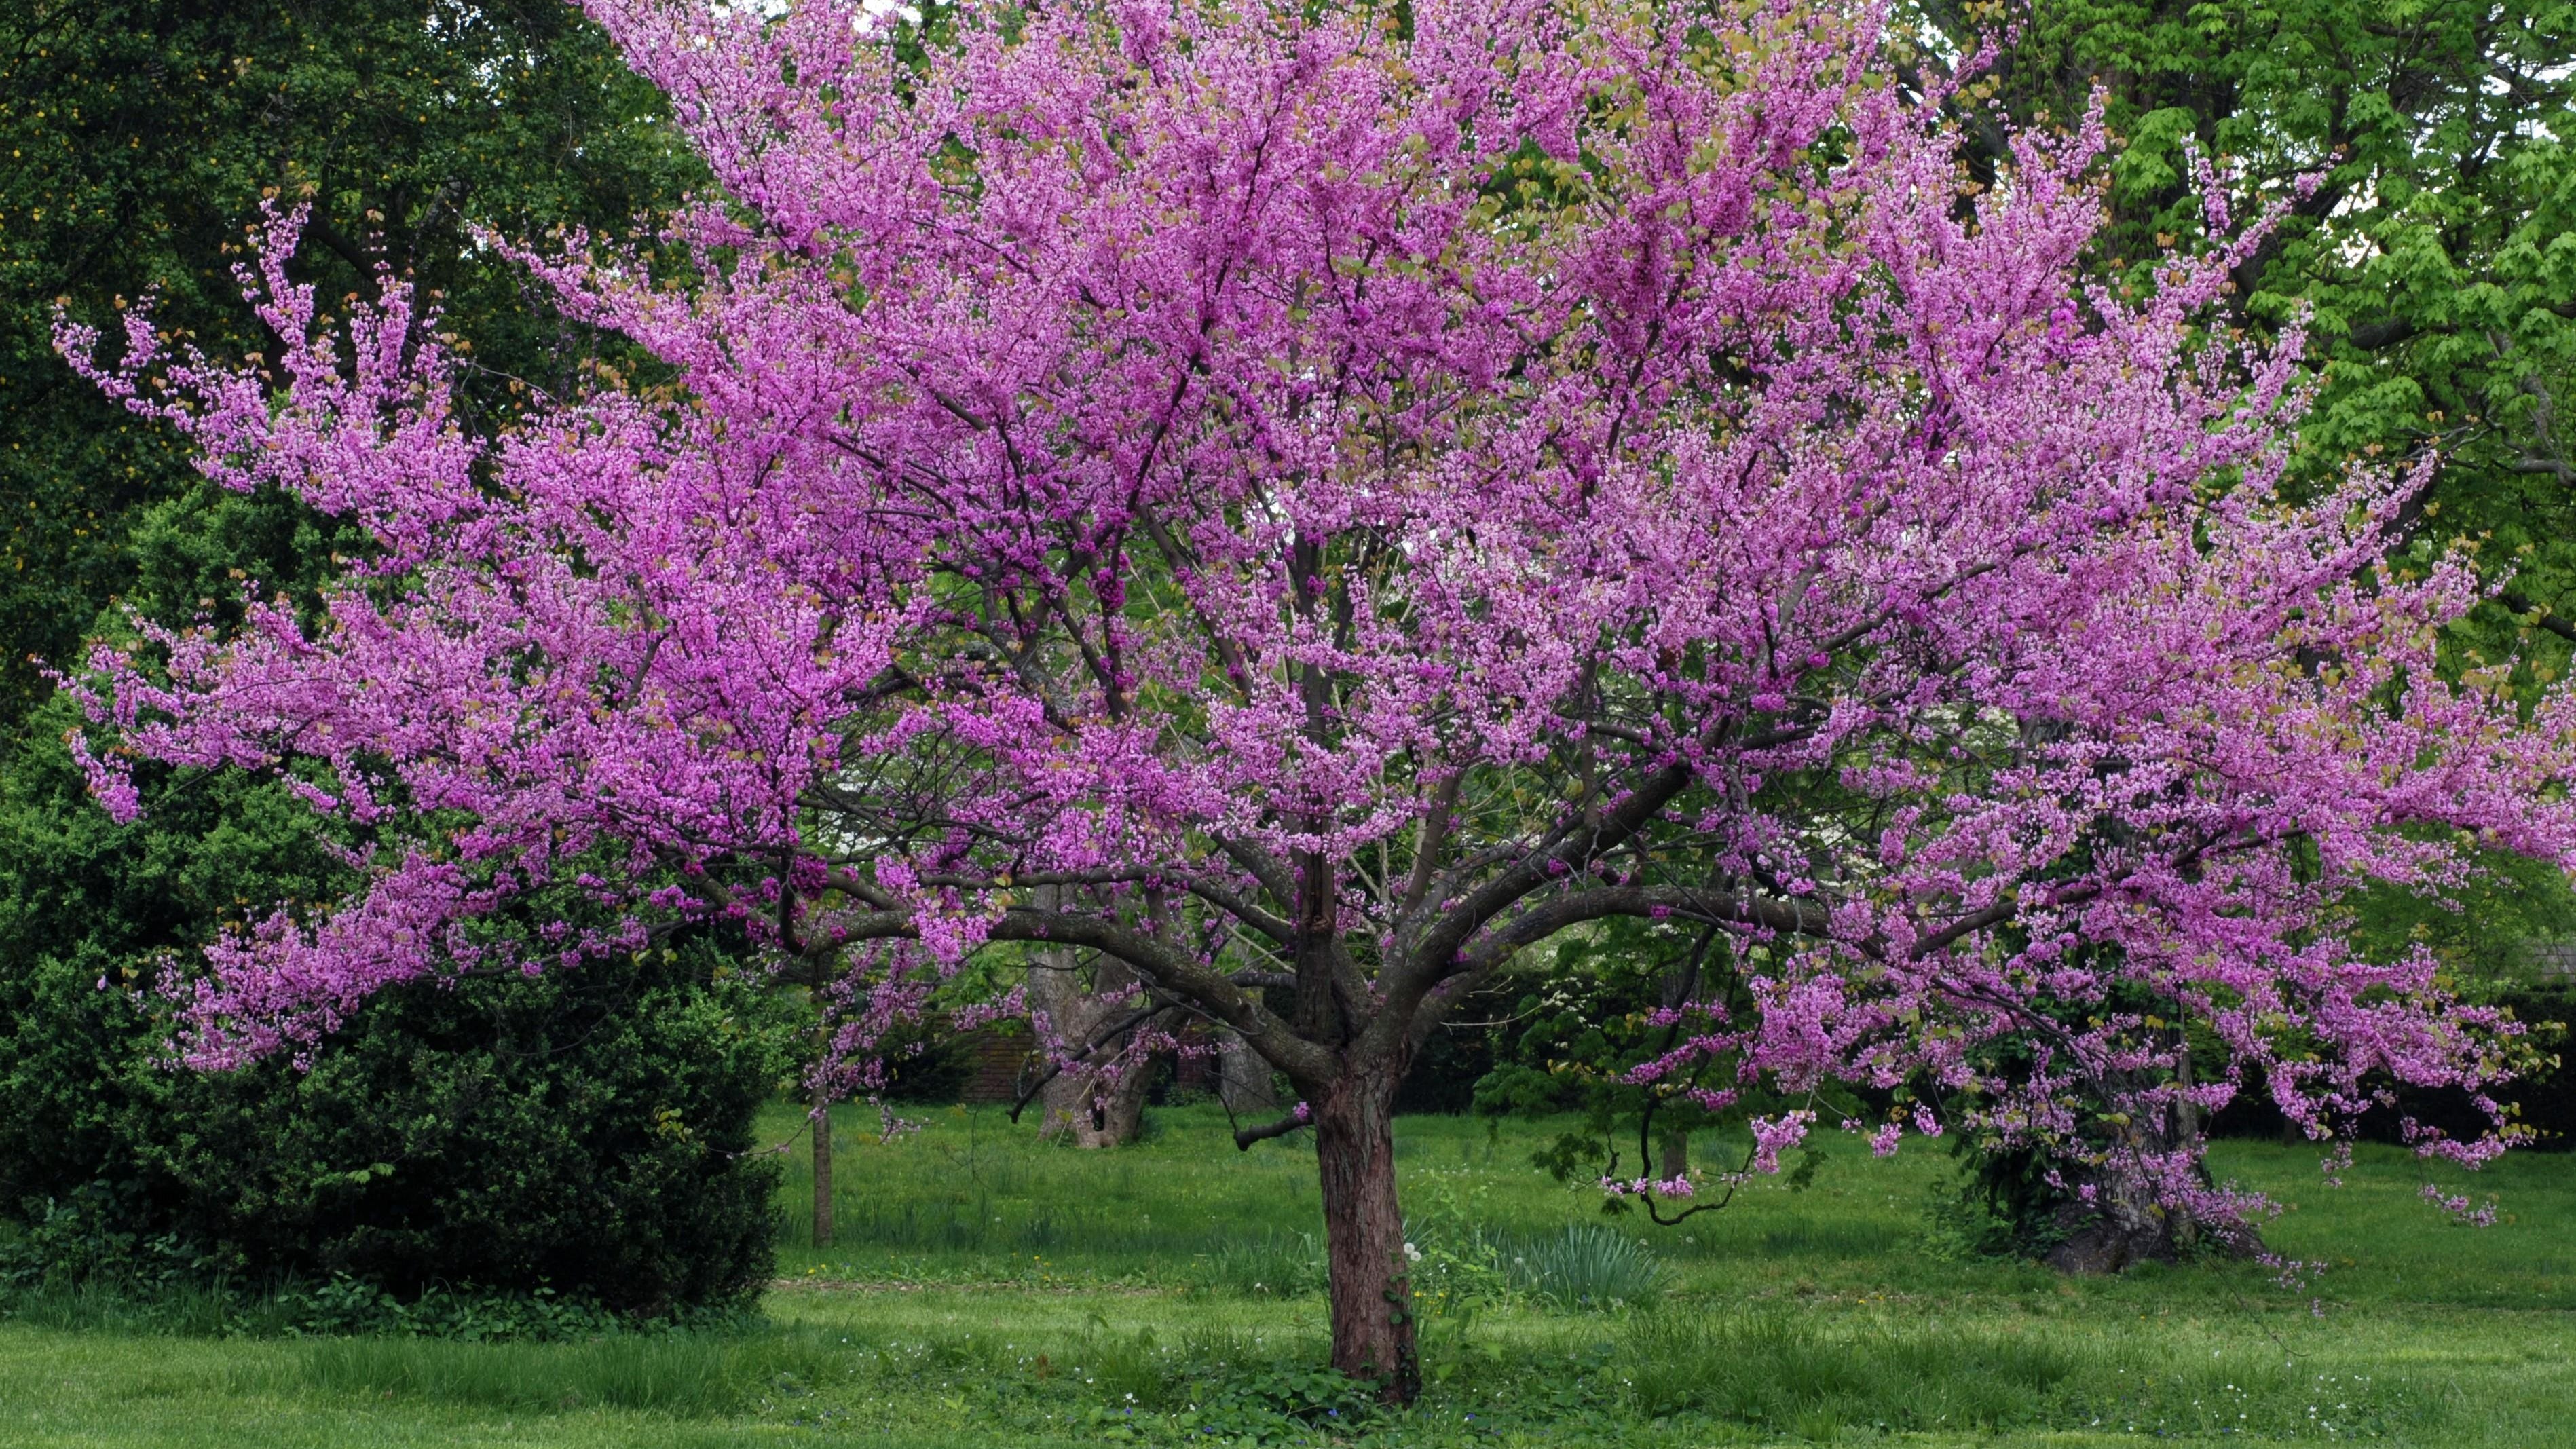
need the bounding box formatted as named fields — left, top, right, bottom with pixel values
left=51, top=0, right=2576, bottom=1367
left=1748, top=1112, right=1816, bottom=1175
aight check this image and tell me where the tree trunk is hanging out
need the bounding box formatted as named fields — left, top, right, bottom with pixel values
left=1658, top=1123, right=1689, bottom=1181
left=1043, top=1053, right=1152, bottom=1148
left=2042, top=1056, right=2260, bottom=1274
left=1313, top=1069, right=1420, bottom=1403
left=1028, top=936, right=1151, bottom=1148
left=1220, top=1029, right=1277, bottom=1115
left=1654, top=954, right=1699, bottom=1182
left=810, top=1079, right=834, bottom=1249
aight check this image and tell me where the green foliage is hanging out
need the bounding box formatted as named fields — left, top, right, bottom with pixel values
left=1922, top=1138, right=2084, bottom=1263
left=0, top=683, right=350, bottom=1221
left=0, top=0, right=701, bottom=728
left=1930, top=1, right=2576, bottom=677
left=0, top=916, right=795, bottom=1315
left=2340, top=848, right=2576, bottom=987
left=0, top=529, right=796, bottom=1314
left=1472, top=918, right=1780, bottom=1188
left=1470, top=921, right=1865, bottom=1222
left=1389, top=1015, right=1496, bottom=1115
left=269, top=1276, right=712, bottom=1342
left=1, top=592, right=794, bottom=1311
left=0, top=1, right=777, bottom=1321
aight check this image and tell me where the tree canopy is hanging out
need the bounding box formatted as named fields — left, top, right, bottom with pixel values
left=1916, top=1, right=2576, bottom=639
left=0, top=0, right=694, bottom=727
left=54, top=0, right=2576, bottom=1394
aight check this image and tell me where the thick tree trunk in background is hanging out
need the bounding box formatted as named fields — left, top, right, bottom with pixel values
left=1220, top=1029, right=1277, bottom=1115
left=1313, top=1068, right=1419, bottom=1403
left=810, top=942, right=837, bottom=1249
left=810, top=1078, right=834, bottom=1249
left=2045, top=1053, right=2259, bottom=1274
left=1041, top=1050, right=1151, bottom=1148
left=1658, top=1124, right=1690, bottom=1181
left=1029, top=933, right=1151, bottom=1148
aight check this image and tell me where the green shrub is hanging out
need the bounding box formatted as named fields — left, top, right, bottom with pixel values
left=0, top=717, right=795, bottom=1319
left=155, top=939, right=790, bottom=1315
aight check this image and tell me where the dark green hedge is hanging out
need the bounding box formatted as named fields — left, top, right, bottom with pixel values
left=0, top=922, right=792, bottom=1315
left=0, top=663, right=794, bottom=1315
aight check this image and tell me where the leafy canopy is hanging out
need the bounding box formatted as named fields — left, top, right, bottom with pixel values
left=56, top=0, right=2576, bottom=1353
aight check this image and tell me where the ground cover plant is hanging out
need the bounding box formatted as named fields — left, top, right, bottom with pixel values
left=3, top=1106, right=2573, bottom=1446
left=53, top=0, right=2576, bottom=1399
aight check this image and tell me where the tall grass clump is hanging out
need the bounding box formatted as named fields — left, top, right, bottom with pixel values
left=1199, top=1231, right=1324, bottom=1298
left=1504, top=1224, right=1664, bottom=1310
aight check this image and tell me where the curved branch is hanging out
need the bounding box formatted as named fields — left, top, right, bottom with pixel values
left=1233, top=1108, right=1310, bottom=1150
left=986, top=907, right=1336, bottom=1085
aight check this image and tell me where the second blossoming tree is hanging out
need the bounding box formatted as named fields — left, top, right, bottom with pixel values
left=66, top=0, right=2576, bottom=1395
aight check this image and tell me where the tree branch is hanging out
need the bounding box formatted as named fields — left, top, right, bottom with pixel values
left=1232, top=1108, right=1309, bottom=1150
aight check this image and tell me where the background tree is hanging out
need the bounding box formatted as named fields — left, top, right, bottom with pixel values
left=1888, top=0, right=2576, bottom=1261
left=0, top=0, right=697, bottom=729
left=60, top=0, right=2576, bottom=1397
left=0, top=0, right=797, bottom=1315
left=1907, top=0, right=2576, bottom=647
left=1473, top=918, right=1777, bottom=1201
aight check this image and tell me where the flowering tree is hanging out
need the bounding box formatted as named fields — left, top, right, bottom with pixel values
left=62, top=0, right=2576, bottom=1397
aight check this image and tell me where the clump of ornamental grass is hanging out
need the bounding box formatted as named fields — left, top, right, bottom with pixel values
left=1504, top=1224, right=1666, bottom=1311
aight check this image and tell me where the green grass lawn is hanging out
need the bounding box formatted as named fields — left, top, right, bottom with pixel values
left=3, top=1103, right=2571, bottom=1446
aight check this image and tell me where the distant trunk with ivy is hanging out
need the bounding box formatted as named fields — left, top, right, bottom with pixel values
left=1027, top=920, right=1153, bottom=1148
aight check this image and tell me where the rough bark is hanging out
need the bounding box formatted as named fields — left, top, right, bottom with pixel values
left=1313, top=1068, right=1420, bottom=1402
left=2041, top=1176, right=2262, bottom=1273
left=1040, top=1050, right=1151, bottom=1148
left=2043, top=1056, right=2260, bottom=1274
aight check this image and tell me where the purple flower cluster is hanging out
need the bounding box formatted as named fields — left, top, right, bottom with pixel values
left=53, top=0, right=2575, bottom=1273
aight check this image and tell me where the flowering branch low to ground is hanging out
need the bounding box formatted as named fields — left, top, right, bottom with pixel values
left=56, top=0, right=2576, bottom=1399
